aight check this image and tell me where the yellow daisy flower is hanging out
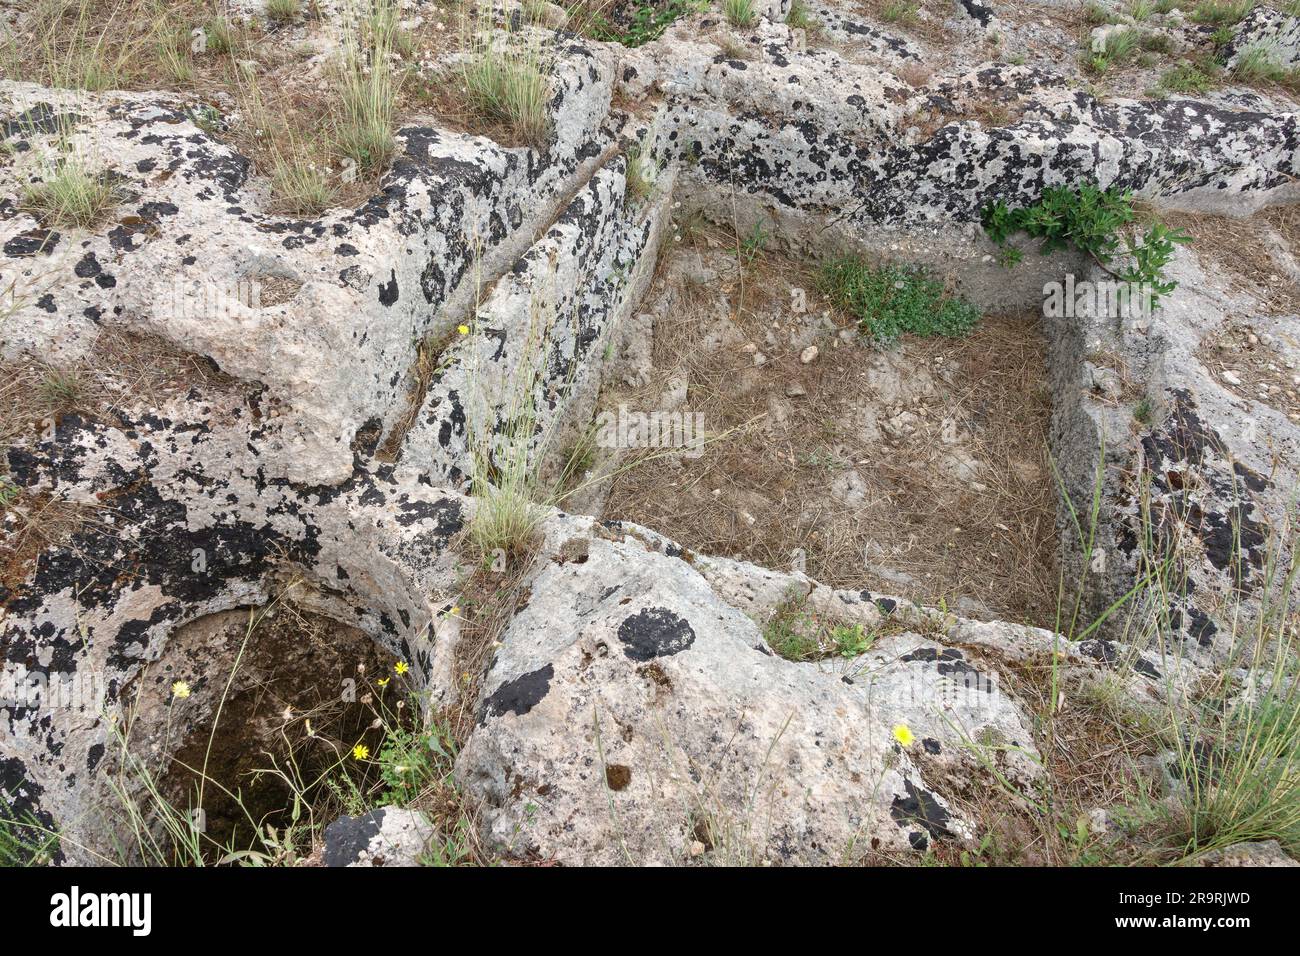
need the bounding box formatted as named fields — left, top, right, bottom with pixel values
left=457, top=324, right=469, bottom=335
left=171, top=680, right=191, bottom=700
left=892, top=724, right=915, bottom=747
left=394, top=661, right=409, bottom=676
left=376, top=677, right=390, bottom=689
left=352, top=744, right=370, bottom=760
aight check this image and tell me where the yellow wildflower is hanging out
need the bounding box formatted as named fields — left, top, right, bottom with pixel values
left=352, top=743, right=370, bottom=760
left=457, top=324, right=469, bottom=335
left=171, top=680, right=191, bottom=700
left=892, top=724, right=915, bottom=747
left=394, top=661, right=409, bottom=676
left=377, top=677, right=390, bottom=689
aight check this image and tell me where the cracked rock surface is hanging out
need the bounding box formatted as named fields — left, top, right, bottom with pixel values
left=2, top=0, right=1299, bottom=865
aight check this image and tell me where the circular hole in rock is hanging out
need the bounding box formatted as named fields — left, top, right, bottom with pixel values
left=117, top=602, right=412, bottom=863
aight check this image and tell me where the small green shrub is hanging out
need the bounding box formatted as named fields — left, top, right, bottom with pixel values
left=831, top=623, right=875, bottom=658
left=981, top=185, right=1191, bottom=304
left=739, top=220, right=769, bottom=265
left=1160, top=58, right=1222, bottom=94
left=0, top=477, right=20, bottom=511
left=763, top=594, right=879, bottom=662
left=820, top=258, right=982, bottom=344
left=1139, top=31, right=1172, bottom=53
left=1132, top=395, right=1154, bottom=424
left=376, top=721, right=456, bottom=806
left=590, top=0, right=704, bottom=46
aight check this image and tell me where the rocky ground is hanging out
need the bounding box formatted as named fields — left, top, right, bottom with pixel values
left=1, top=0, right=1299, bottom=867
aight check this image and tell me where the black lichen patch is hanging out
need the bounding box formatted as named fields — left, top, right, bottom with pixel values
left=900, top=645, right=993, bottom=691
left=890, top=778, right=953, bottom=850
left=480, top=663, right=555, bottom=723
left=616, top=607, right=696, bottom=661
left=322, top=808, right=386, bottom=867
left=4, top=229, right=60, bottom=257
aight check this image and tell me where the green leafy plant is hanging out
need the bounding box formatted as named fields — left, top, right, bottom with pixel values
left=0, top=476, right=20, bottom=511
left=831, top=623, right=875, bottom=658
left=820, top=258, right=982, bottom=344
left=761, top=590, right=877, bottom=662
left=185, top=103, right=224, bottom=136
left=1132, top=395, right=1153, bottom=424
left=739, top=220, right=769, bottom=264
left=981, top=184, right=1191, bottom=304
left=1160, top=57, right=1222, bottom=94
left=591, top=0, right=704, bottom=47
left=376, top=720, right=457, bottom=806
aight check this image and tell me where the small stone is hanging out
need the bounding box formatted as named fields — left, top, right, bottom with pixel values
left=786, top=382, right=807, bottom=397
left=753, top=352, right=767, bottom=367
left=689, top=840, right=706, bottom=857
left=800, top=345, right=819, bottom=364
left=1223, top=370, right=1242, bottom=386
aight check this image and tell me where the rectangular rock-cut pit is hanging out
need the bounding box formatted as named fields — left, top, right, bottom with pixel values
left=585, top=234, right=1060, bottom=626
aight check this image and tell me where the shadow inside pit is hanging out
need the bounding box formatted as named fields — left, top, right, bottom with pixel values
left=134, top=603, right=405, bottom=863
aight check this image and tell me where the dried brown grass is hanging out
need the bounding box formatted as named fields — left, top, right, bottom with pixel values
left=600, top=238, right=1059, bottom=626
left=1163, top=207, right=1300, bottom=316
